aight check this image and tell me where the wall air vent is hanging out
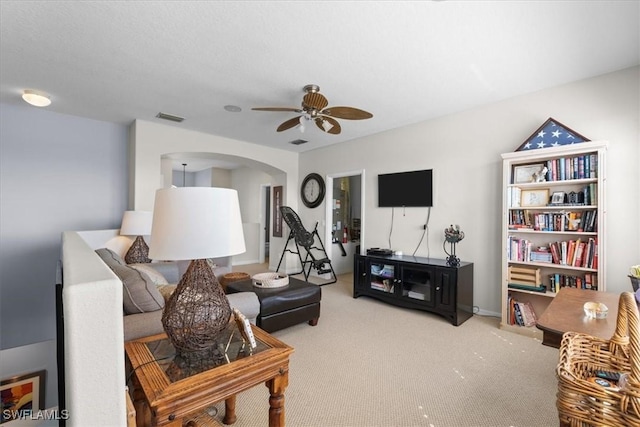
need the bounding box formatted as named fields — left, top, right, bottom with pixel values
left=289, top=139, right=308, bottom=145
left=155, top=112, right=185, bottom=123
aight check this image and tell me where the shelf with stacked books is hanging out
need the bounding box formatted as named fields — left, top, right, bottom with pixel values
left=500, top=141, right=608, bottom=338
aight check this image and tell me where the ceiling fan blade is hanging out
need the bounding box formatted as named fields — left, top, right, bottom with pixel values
left=277, top=116, right=302, bottom=132
left=252, top=107, right=302, bottom=112
left=322, top=106, right=373, bottom=120
left=315, top=116, right=341, bottom=135
left=303, top=92, right=329, bottom=110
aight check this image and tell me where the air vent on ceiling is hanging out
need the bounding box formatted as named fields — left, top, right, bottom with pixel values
left=289, top=139, right=308, bottom=145
left=156, top=112, right=185, bottom=123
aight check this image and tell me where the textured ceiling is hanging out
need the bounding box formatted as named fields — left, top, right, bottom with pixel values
left=1, top=1, right=639, bottom=163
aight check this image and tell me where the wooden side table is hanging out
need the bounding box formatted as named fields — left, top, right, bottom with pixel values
left=536, top=287, right=621, bottom=348
left=125, top=325, right=293, bottom=427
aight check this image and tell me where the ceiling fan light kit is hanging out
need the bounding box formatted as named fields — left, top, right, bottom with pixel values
left=253, top=84, right=372, bottom=135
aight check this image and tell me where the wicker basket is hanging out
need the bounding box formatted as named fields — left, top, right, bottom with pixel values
left=252, top=272, right=289, bottom=289
left=556, top=291, right=640, bottom=426
left=219, top=272, right=250, bottom=291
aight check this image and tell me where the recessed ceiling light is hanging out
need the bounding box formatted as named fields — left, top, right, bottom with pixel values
left=22, top=90, right=51, bottom=107
left=224, top=105, right=242, bottom=112
left=289, top=139, right=308, bottom=145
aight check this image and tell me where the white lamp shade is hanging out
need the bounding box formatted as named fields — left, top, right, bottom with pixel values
left=149, top=187, right=246, bottom=261
left=120, top=210, right=153, bottom=236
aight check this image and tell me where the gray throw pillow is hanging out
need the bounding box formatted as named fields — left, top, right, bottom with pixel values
left=129, top=263, right=169, bottom=286
left=97, top=248, right=165, bottom=314
left=95, top=247, right=127, bottom=269
left=110, top=263, right=165, bottom=314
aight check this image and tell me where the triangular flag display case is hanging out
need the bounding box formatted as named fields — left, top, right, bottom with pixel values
left=515, top=117, right=591, bottom=152
left=500, top=139, right=608, bottom=340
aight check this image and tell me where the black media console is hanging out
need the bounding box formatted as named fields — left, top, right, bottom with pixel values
left=353, top=254, right=474, bottom=326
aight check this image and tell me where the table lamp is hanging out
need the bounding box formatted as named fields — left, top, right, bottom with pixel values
left=120, top=210, right=153, bottom=264
left=149, top=187, right=246, bottom=356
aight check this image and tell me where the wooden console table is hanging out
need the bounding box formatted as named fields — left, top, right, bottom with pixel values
left=125, top=325, right=293, bottom=427
left=536, top=287, right=621, bottom=348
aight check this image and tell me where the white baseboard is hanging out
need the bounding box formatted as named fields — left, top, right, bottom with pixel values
left=476, top=308, right=501, bottom=317
left=233, top=259, right=261, bottom=266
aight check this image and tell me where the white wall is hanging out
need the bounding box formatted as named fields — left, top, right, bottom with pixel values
left=298, top=66, right=640, bottom=315
left=232, top=167, right=273, bottom=265
left=129, top=120, right=301, bottom=272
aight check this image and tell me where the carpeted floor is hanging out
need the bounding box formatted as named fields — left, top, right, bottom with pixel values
left=208, top=265, right=560, bottom=427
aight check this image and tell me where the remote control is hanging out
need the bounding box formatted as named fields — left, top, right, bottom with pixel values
left=595, top=370, right=621, bottom=381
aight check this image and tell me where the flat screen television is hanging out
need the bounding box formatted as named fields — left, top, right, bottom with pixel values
left=378, top=169, right=433, bottom=207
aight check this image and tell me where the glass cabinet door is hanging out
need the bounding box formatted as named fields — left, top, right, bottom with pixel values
left=400, top=266, right=435, bottom=306
left=369, top=261, right=396, bottom=293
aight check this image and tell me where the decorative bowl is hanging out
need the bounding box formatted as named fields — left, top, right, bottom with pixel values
left=252, top=272, right=289, bottom=288
left=583, top=301, right=608, bottom=319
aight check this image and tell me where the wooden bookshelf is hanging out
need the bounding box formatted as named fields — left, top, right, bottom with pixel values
left=500, top=141, right=608, bottom=337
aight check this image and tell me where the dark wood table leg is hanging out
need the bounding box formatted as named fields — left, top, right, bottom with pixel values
left=223, top=395, right=237, bottom=425
left=266, top=369, right=289, bottom=427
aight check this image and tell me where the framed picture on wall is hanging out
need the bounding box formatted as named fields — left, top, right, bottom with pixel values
left=272, top=186, right=283, bottom=237
left=1, top=370, right=46, bottom=424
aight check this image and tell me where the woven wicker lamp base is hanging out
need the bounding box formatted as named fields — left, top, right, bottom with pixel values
left=125, top=235, right=151, bottom=264
left=162, top=258, right=232, bottom=356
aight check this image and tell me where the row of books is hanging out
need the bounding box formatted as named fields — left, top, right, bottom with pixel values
left=545, top=154, right=598, bottom=181
left=508, top=209, right=597, bottom=232
left=548, top=273, right=598, bottom=293
left=549, top=238, right=598, bottom=269
left=506, top=237, right=598, bottom=268
left=508, top=297, right=538, bottom=327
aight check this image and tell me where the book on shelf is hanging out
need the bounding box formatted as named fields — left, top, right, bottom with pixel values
left=573, top=241, right=585, bottom=267
left=508, top=283, right=546, bottom=292
left=512, top=298, right=524, bottom=326
left=518, top=301, right=537, bottom=327
left=508, top=299, right=538, bottom=327
left=549, top=241, right=561, bottom=264
left=508, top=187, right=522, bottom=208
left=561, top=241, right=568, bottom=265
left=530, top=248, right=552, bottom=263
left=509, top=296, right=516, bottom=325
left=566, top=240, right=576, bottom=266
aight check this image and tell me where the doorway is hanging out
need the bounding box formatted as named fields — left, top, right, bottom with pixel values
left=324, top=170, right=365, bottom=275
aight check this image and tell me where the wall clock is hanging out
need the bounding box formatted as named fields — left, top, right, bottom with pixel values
left=301, top=173, right=325, bottom=208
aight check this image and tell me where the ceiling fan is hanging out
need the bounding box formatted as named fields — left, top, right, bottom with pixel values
left=252, top=84, right=373, bottom=135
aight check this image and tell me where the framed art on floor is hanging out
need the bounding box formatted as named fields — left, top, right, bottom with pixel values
left=0, top=370, right=46, bottom=424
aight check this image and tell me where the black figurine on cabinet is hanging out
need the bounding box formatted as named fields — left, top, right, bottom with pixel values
left=444, top=224, right=464, bottom=267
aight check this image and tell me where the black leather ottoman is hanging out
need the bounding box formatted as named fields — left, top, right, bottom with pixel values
left=226, top=276, right=321, bottom=333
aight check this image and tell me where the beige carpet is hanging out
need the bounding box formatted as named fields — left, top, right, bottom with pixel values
left=208, top=265, right=560, bottom=427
